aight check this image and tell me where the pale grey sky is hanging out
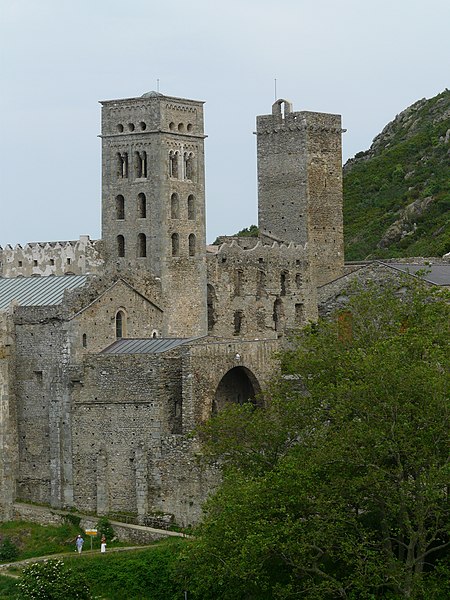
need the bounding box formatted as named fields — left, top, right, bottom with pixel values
left=0, top=0, right=448, bottom=245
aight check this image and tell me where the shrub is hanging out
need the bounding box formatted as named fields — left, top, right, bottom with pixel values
left=17, top=559, right=92, bottom=599
left=0, top=537, right=19, bottom=561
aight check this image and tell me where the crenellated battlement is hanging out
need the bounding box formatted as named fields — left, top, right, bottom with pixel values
left=0, top=236, right=104, bottom=278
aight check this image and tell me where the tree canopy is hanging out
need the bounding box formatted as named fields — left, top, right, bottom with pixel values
left=183, top=281, right=450, bottom=599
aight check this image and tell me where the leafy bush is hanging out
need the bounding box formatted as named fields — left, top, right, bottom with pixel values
left=0, top=537, right=19, bottom=561
left=17, top=559, right=92, bottom=599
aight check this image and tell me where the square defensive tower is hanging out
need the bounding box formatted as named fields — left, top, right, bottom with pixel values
left=256, top=99, right=344, bottom=286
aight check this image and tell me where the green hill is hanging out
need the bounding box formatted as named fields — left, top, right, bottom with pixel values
left=343, top=89, right=450, bottom=260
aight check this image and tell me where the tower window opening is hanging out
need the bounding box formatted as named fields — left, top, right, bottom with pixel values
left=117, top=152, right=128, bottom=178
left=115, top=310, right=126, bottom=339
left=235, top=269, right=243, bottom=297
left=171, top=233, right=179, bottom=257
left=187, top=194, right=195, bottom=220
left=116, top=195, right=125, bottom=220
left=188, top=233, right=196, bottom=256
left=295, top=272, right=302, bottom=288
left=171, top=193, right=179, bottom=219
left=139, top=121, right=146, bottom=131
left=138, top=233, right=147, bottom=257
left=169, top=151, right=179, bottom=178
left=117, top=235, right=125, bottom=258
left=82, top=333, right=87, bottom=348
left=257, top=269, right=266, bottom=298
left=234, top=310, right=243, bottom=335
left=280, top=271, right=289, bottom=296
left=135, top=151, right=147, bottom=178
left=295, top=303, right=304, bottom=325
left=184, top=152, right=195, bottom=180
left=137, top=193, right=146, bottom=218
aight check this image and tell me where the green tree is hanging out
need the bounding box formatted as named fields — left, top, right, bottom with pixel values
left=183, top=282, right=450, bottom=599
left=17, top=559, right=92, bottom=599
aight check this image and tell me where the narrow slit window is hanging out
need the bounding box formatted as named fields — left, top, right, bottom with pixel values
left=188, top=233, right=196, bottom=256
left=116, top=195, right=125, bottom=220
left=138, top=233, right=147, bottom=257
left=171, top=193, right=179, bottom=219
left=187, top=194, right=195, bottom=220
left=137, top=193, right=146, bottom=218
left=171, top=233, right=179, bottom=256
left=117, top=235, right=125, bottom=257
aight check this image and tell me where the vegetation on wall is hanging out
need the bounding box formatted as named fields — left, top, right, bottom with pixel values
left=343, top=90, right=450, bottom=259
left=182, top=281, right=450, bottom=599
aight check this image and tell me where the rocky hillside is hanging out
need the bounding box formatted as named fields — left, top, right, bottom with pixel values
left=343, top=90, right=450, bottom=260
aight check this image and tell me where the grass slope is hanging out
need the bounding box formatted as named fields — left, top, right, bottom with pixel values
left=344, top=90, right=450, bottom=260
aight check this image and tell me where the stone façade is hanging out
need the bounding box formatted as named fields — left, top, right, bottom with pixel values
left=0, top=92, right=345, bottom=526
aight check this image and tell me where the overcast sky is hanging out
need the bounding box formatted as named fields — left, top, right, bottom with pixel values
left=0, top=0, right=448, bottom=246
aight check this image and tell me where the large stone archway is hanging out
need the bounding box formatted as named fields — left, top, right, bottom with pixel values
left=212, top=366, right=262, bottom=414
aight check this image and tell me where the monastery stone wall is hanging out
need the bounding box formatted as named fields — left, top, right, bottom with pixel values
left=206, top=240, right=318, bottom=339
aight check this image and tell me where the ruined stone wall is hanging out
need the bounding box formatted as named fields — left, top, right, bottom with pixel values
left=13, top=311, right=73, bottom=508
left=206, top=240, right=318, bottom=339
left=0, top=309, right=18, bottom=520
left=0, top=236, right=104, bottom=278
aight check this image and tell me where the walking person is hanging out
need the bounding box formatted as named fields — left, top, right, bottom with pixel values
left=100, top=535, right=107, bottom=553
left=76, top=534, right=84, bottom=554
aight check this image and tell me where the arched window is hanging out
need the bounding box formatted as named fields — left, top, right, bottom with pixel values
left=115, top=310, right=126, bottom=338
left=137, top=193, right=146, bottom=218
left=117, top=235, right=125, bottom=257
left=116, top=195, right=125, bottom=220
left=187, top=194, right=195, bottom=220
left=82, top=334, right=87, bottom=348
left=117, top=152, right=128, bottom=178
left=169, top=151, right=179, bottom=178
left=138, top=233, right=147, bottom=257
left=184, top=152, right=194, bottom=180
left=171, top=193, right=179, bottom=219
left=135, top=151, right=147, bottom=178
left=188, top=233, right=196, bottom=257
left=171, top=233, right=179, bottom=256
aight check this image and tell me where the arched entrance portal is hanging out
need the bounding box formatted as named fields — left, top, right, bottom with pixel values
left=213, top=367, right=262, bottom=414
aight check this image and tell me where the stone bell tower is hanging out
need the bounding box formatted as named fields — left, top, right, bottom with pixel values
left=256, top=99, right=344, bottom=286
left=100, top=91, right=207, bottom=337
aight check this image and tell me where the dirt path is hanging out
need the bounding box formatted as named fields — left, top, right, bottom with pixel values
left=0, top=544, right=160, bottom=578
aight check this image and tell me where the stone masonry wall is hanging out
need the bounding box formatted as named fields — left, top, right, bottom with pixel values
left=0, top=309, right=18, bottom=520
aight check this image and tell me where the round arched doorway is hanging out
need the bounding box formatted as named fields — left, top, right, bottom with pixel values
left=213, top=366, right=262, bottom=414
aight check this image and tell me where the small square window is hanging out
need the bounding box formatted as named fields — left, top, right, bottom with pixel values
left=33, top=260, right=38, bottom=267
left=67, top=258, right=71, bottom=265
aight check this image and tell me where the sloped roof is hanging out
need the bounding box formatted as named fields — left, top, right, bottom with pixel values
left=383, top=263, right=450, bottom=286
left=101, top=337, right=199, bottom=354
left=0, top=275, right=88, bottom=309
